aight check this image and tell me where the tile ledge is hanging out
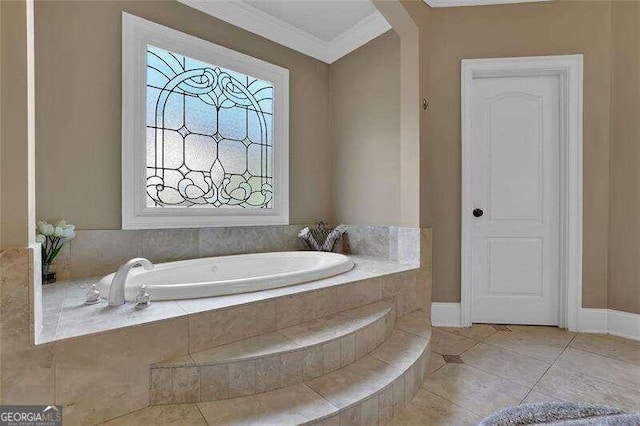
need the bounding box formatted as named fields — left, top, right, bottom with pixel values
left=38, top=255, right=418, bottom=345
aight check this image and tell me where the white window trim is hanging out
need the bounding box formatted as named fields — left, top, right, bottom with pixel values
left=122, top=13, right=289, bottom=229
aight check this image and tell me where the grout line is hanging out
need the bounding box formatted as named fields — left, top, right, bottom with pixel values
left=194, top=401, right=210, bottom=425
left=518, top=332, right=578, bottom=404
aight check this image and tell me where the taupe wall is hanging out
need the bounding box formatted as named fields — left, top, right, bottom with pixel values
left=608, top=1, right=640, bottom=314
left=421, top=1, right=613, bottom=309
left=1, top=0, right=34, bottom=248
left=34, top=0, right=331, bottom=230
left=330, top=31, right=401, bottom=226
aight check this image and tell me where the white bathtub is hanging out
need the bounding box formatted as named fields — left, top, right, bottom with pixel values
left=97, top=251, right=354, bottom=301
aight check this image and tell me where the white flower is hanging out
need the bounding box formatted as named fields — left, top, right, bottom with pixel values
left=53, top=226, right=64, bottom=237
left=55, top=219, right=67, bottom=228
left=42, top=223, right=55, bottom=236
left=37, top=221, right=49, bottom=234
left=35, top=234, right=46, bottom=244
left=62, top=227, right=76, bottom=239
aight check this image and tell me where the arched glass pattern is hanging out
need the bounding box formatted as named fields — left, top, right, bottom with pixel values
left=146, top=45, right=274, bottom=209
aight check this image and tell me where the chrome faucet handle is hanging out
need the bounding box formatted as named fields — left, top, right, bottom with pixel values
left=135, top=284, right=151, bottom=310
left=84, top=284, right=101, bottom=305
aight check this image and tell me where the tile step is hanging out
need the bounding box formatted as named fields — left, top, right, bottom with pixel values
left=193, top=311, right=432, bottom=425
left=150, top=301, right=396, bottom=404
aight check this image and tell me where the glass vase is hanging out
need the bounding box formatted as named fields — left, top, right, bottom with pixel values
left=42, top=262, right=57, bottom=285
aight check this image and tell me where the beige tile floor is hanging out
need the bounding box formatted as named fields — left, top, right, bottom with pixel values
left=392, top=325, right=640, bottom=425
left=102, top=325, right=640, bottom=425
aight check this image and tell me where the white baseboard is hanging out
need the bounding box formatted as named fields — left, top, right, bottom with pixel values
left=432, top=303, right=639, bottom=341
left=431, top=303, right=461, bottom=327
left=577, top=308, right=640, bottom=341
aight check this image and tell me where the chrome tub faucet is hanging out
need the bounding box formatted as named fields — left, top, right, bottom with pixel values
left=108, top=258, right=154, bottom=306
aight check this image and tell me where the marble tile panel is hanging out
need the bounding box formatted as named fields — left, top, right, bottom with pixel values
left=339, top=404, right=361, bottom=425
left=570, top=333, right=640, bottom=366
left=483, top=328, right=570, bottom=362
left=312, top=415, right=340, bottom=426
left=197, top=383, right=336, bottom=425
left=340, top=334, right=356, bottom=367
left=429, top=328, right=478, bottom=356
left=344, top=225, right=390, bottom=258
left=150, top=368, right=173, bottom=405
left=388, top=227, right=399, bottom=262
left=354, top=323, right=378, bottom=359
left=335, top=278, right=382, bottom=314
left=54, top=298, right=189, bottom=341
left=424, top=363, right=529, bottom=417
left=283, top=224, right=309, bottom=251
left=1, top=344, right=55, bottom=404
left=303, top=346, right=324, bottom=381
left=323, top=339, right=342, bottom=373
left=378, top=384, right=394, bottom=424
left=70, top=230, right=143, bottom=278
left=392, top=374, right=405, bottom=411
left=172, top=366, right=200, bottom=403
left=397, top=227, right=420, bottom=264
left=188, top=300, right=277, bottom=352
left=255, top=355, right=281, bottom=393
left=554, top=347, right=640, bottom=391
left=460, top=342, right=551, bottom=387
left=404, top=365, right=417, bottom=403
left=372, top=330, right=428, bottom=370
left=275, top=288, right=338, bottom=330
left=54, top=317, right=189, bottom=425
left=200, top=364, right=229, bottom=401
left=153, top=354, right=195, bottom=368
left=2, top=248, right=54, bottom=404
left=361, top=396, right=380, bottom=425
left=228, top=360, right=256, bottom=398
left=533, top=365, right=640, bottom=412
left=307, top=356, right=401, bottom=408
left=189, top=331, right=296, bottom=364
left=395, top=309, right=431, bottom=339
left=280, top=350, right=304, bottom=387
left=389, top=389, right=481, bottom=426
left=506, top=325, right=576, bottom=346
left=437, top=324, right=497, bottom=341
left=100, top=403, right=207, bottom=425
left=198, top=225, right=285, bottom=257
left=142, top=229, right=199, bottom=263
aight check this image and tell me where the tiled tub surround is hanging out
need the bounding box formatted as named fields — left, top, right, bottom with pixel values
left=105, top=310, right=432, bottom=425
left=1, top=229, right=431, bottom=424
left=40, top=256, right=419, bottom=344
left=149, top=301, right=396, bottom=404
left=35, top=256, right=426, bottom=425
left=51, top=224, right=426, bottom=281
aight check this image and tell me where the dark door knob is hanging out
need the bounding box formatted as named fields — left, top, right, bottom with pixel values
left=473, top=208, right=484, bottom=218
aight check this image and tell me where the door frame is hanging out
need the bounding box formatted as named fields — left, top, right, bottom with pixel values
left=461, top=55, right=583, bottom=330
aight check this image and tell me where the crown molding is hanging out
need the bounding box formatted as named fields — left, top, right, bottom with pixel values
left=326, top=12, right=391, bottom=63
left=424, top=0, right=550, bottom=7
left=178, top=0, right=390, bottom=64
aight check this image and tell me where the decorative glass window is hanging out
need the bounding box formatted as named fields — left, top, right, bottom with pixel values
left=122, top=13, right=289, bottom=229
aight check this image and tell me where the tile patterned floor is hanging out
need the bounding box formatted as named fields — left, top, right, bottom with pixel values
left=391, top=325, right=640, bottom=425
left=102, top=325, right=640, bottom=425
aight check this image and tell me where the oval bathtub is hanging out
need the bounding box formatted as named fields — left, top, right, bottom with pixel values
left=97, top=251, right=354, bottom=301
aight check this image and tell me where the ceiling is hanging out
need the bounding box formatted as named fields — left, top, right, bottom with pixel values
left=178, top=0, right=391, bottom=63
left=245, top=0, right=378, bottom=43
left=179, top=0, right=551, bottom=64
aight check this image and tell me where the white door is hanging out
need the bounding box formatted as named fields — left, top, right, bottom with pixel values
left=469, top=73, right=560, bottom=325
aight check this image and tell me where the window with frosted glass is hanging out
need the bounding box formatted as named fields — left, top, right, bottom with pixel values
left=146, top=45, right=274, bottom=209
